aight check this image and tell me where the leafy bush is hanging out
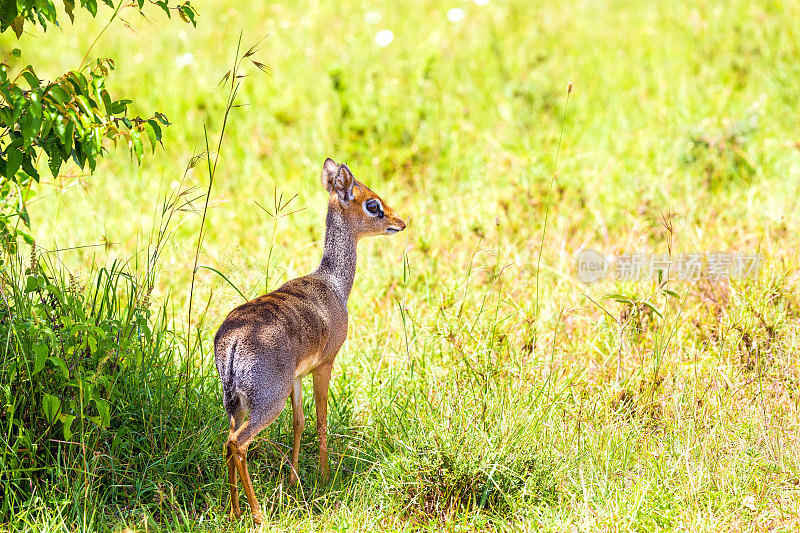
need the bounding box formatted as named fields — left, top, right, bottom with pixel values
left=0, top=0, right=208, bottom=523
left=0, top=0, right=196, bottom=37
left=0, top=0, right=196, bottom=255
left=0, top=254, right=138, bottom=511
left=0, top=60, right=169, bottom=252
left=0, top=251, right=221, bottom=522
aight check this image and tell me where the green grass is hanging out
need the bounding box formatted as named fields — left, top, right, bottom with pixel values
left=2, top=0, right=800, bottom=530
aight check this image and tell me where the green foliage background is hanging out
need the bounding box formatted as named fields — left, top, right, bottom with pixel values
left=2, top=0, right=800, bottom=531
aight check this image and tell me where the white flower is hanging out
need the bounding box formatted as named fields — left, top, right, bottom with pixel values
left=364, top=10, right=381, bottom=24
left=175, top=52, right=194, bottom=68
left=447, top=8, right=465, bottom=22
left=375, top=29, right=393, bottom=48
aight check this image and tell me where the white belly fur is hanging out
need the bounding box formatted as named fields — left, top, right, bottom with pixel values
left=295, top=352, right=322, bottom=379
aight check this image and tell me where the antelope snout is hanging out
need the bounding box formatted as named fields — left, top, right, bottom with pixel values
left=386, top=217, right=406, bottom=234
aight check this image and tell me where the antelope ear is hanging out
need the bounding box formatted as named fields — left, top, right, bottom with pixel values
left=321, top=157, right=339, bottom=193
left=333, top=164, right=355, bottom=203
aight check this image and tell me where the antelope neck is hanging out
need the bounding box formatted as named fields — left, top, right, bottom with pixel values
left=314, top=198, right=357, bottom=303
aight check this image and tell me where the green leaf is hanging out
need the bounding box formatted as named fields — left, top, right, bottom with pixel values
left=40, top=109, right=56, bottom=138
left=11, top=48, right=21, bottom=57
left=0, top=107, right=12, bottom=125
left=155, top=0, right=170, bottom=18
left=85, top=0, right=97, bottom=16
left=48, top=150, right=63, bottom=177
left=178, top=3, right=197, bottom=26
left=75, top=94, right=94, bottom=115
left=143, top=122, right=159, bottom=151
left=21, top=153, right=39, bottom=180
left=48, top=356, right=69, bottom=379
left=5, top=140, right=22, bottom=179
left=90, top=75, right=105, bottom=103
left=20, top=114, right=34, bottom=146
left=111, top=98, right=132, bottom=115
left=64, top=0, right=75, bottom=22
left=100, top=89, right=112, bottom=115
left=94, top=397, right=110, bottom=427
left=22, top=93, right=43, bottom=147
left=147, top=118, right=162, bottom=140
left=72, top=139, right=86, bottom=168
left=154, top=112, right=170, bottom=126
left=47, top=85, right=70, bottom=105
left=21, top=69, right=40, bottom=89
left=61, top=120, right=75, bottom=148
left=42, top=393, right=61, bottom=424
left=68, top=70, right=89, bottom=95
left=0, top=1, right=17, bottom=33
left=59, top=413, right=75, bottom=440
left=68, top=108, right=85, bottom=136
left=24, top=274, right=39, bottom=293
left=57, top=117, right=75, bottom=148
left=42, top=0, right=58, bottom=24
left=603, top=293, right=633, bottom=304
left=87, top=335, right=98, bottom=354
left=32, top=343, right=48, bottom=375
left=639, top=300, right=663, bottom=317
left=18, top=228, right=34, bottom=244
left=11, top=15, right=24, bottom=38
left=11, top=92, right=25, bottom=123
left=130, top=129, right=143, bottom=163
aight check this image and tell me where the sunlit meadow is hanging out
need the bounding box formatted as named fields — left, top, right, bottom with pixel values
left=3, top=0, right=800, bottom=530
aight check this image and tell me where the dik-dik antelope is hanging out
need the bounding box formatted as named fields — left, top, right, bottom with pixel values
left=214, top=158, right=406, bottom=523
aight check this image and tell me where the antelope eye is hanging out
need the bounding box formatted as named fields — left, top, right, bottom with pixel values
left=365, top=199, right=381, bottom=214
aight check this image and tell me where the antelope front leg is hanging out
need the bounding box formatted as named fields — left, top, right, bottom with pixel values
left=313, top=363, right=333, bottom=481
left=290, top=377, right=305, bottom=485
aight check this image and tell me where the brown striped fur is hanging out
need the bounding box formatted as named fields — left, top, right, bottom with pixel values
left=214, top=158, right=405, bottom=523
